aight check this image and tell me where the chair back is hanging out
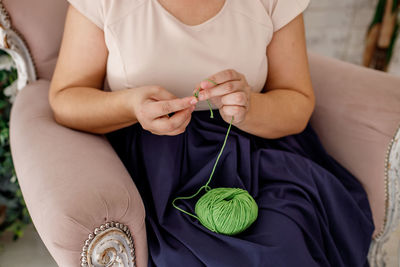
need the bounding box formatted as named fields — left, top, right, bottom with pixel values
left=2, top=0, right=68, bottom=81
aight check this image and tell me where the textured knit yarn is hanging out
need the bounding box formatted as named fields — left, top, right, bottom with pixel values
left=195, top=187, right=258, bottom=235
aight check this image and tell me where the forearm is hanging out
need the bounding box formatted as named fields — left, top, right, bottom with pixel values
left=49, top=87, right=137, bottom=134
left=236, top=89, right=315, bottom=139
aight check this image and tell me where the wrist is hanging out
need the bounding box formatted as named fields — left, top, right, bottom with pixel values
left=119, top=88, right=139, bottom=124
left=235, top=91, right=258, bottom=129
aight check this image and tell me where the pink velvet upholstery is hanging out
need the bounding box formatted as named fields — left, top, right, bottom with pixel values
left=10, top=80, right=148, bottom=267
left=3, top=0, right=68, bottom=80
left=309, top=54, right=400, bottom=237
left=5, top=0, right=400, bottom=265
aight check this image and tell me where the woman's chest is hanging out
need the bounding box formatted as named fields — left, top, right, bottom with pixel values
left=104, top=0, right=274, bottom=109
left=155, top=0, right=226, bottom=26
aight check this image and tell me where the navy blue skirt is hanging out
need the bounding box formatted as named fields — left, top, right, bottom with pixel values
left=105, top=110, right=374, bottom=267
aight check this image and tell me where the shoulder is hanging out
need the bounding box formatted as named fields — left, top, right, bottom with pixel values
left=258, top=0, right=310, bottom=32
left=67, top=0, right=146, bottom=29
left=103, top=0, right=147, bottom=25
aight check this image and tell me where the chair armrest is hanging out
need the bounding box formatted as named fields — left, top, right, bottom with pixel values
left=9, top=80, right=148, bottom=267
left=308, top=53, right=400, bottom=239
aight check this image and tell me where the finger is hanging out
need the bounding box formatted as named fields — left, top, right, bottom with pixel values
left=222, top=113, right=245, bottom=125
left=221, top=105, right=246, bottom=119
left=147, top=86, right=177, bottom=101
left=149, top=96, right=197, bottom=118
left=153, top=106, right=193, bottom=133
left=210, top=96, right=223, bottom=109
left=220, top=91, right=248, bottom=106
left=200, top=69, right=242, bottom=89
left=164, top=113, right=192, bottom=136
left=192, top=82, right=202, bottom=95
left=197, top=81, right=242, bottom=101
left=168, top=107, right=193, bottom=132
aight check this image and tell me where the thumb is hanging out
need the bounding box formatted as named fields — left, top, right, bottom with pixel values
left=148, top=86, right=177, bottom=101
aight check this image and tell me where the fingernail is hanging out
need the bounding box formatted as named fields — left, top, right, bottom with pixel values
left=190, top=97, right=198, bottom=105
left=200, top=80, right=209, bottom=89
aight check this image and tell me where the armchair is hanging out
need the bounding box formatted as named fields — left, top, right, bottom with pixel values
left=0, top=0, right=399, bottom=266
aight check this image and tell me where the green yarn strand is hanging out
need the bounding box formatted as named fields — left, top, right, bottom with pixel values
left=171, top=116, right=233, bottom=220
left=205, top=78, right=216, bottom=118
left=172, top=79, right=259, bottom=236
left=204, top=116, right=233, bottom=190
left=171, top=185, right=208, bottom=220
left=193, top=88, right=213, bottom=119
left=206, top=100, right=214, bottom=118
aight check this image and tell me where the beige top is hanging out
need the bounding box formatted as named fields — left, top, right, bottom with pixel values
left=67, top=0, right=310, bottom=110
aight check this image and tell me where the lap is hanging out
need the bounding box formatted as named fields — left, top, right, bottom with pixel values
left=105, top=110, right=373, bottom=267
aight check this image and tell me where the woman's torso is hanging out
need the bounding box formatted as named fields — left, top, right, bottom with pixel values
left=103, top=0, right=274, bottom=110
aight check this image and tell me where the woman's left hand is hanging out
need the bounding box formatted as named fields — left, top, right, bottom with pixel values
left=194, top=69, right=252, bottom=125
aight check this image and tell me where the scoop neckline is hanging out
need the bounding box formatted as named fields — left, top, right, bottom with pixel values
left=152, top=0, right=229, bottom=30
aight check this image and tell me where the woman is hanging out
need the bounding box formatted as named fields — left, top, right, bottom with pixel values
left=49, top=0, right=374, bottom=266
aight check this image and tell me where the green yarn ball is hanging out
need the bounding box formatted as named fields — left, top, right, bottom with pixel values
left=171, top=108, right=259, bottom=236
left=195, top=187, right=258, bottom=235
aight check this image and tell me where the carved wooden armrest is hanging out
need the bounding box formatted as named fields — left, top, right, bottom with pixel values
left=368, top=125, right=400, bottom=266
left=0, top=1, right=36, bottom=93
left=81, top=221, right=136, bottom=267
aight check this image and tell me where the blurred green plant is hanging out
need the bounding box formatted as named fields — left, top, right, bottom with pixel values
left=0, top=49, right=31, bottom=242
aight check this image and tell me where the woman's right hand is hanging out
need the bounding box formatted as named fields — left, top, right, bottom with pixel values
left=129, top=85, right=198, bottom=136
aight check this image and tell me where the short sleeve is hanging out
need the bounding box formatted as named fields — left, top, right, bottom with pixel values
left=261, top=0, right=310, bottom=32
left=67, top=0, right=105, bottom=29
